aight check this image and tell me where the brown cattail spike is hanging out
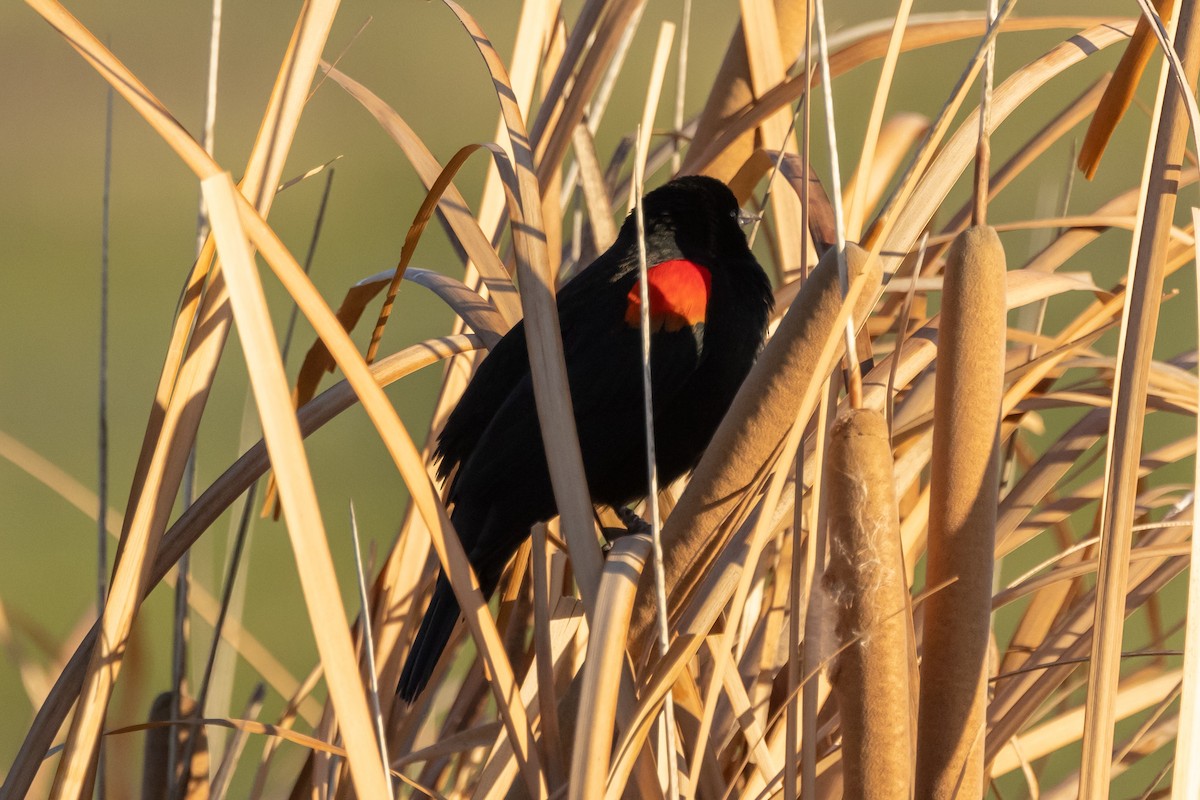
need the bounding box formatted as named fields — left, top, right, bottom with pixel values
left=825, top=408, right=915, bottom=799
left=915, top=225, right=1006, bottom=799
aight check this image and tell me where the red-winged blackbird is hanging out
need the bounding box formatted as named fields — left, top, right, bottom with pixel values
left=398, top=175, right=772, bottom=700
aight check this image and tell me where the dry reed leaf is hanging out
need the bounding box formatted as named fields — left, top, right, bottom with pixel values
left=572, top=124, right=618, bottom=252
left=844, top=0, right=917, bottom=241
left=1079, top=0, right=1177, bottom=179
left=472, top=598, right=586, bottom=800
left=365, top=142, right=519, bottom=364
left=10, top=2, right=341, bottom=795
left=235, top=142, right=548, bottom=799
left=240, top=183, right=549, bottom=796
left=1079, top=5, right=1200, bottom=790
left=993, top=668, right=1182, bottom=776
left=884, top=269, right=1101, bottom=307
left=0, top=428, right=324, bottom=733
left=1174, top=206, right=1200, bottom=798
left=445, top=0, right=603, bottom=626
left=605, top=605, right=732, bottom=799
left=684, top=0, right=809, bottom=182
left=824, top=408, right=914, bottom=799
left=845, top=113, right=929, bottom=241
left=282, top=271, right=498, bottom=455
left=686, top=15, right=1118, bottom=177
left=986, top=511, right=1192, bottom=768
left=527, top=0, right=644, bottom=187
left=935, top=74, right=1111, bottom=251
left=686, top=358, right=829, bottom=794
left=777, top=152, right=838, bottom=254
left=201, top=172, right=391, bottom=799
left=878, top=22, right=1135, bottom=274
left=569, top=534, right=651, bottom=800
left=404, top=269, right=508, bottom=349
left=916, top=226, right=1006, bottom=800
left=701, top=638, right=779, bottom=785
left=738, top=0, right=804, bottom=276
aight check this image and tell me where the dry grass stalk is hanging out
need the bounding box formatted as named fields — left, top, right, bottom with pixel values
left=1080, top=2, right=1200, bottom=793
left=824, top=408, right=914, bottom=798
left=569, top=534, right=652, bottom=800
left=915, top=225, right=1006, bottom=799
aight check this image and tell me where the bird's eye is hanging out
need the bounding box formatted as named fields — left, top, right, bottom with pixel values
left=729, top=209, right=738, bottom=219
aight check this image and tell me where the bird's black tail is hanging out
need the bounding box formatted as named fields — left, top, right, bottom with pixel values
left=397, top=574, right=460, bottom=702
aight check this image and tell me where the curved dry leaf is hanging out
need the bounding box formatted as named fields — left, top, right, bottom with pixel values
left=321, top=63, right=522, bottom=325
left=366, top=142, right=518, bottom=363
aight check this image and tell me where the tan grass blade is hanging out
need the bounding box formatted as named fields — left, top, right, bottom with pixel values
left=937, top=74, right=1110, bottom=247
left=993, top=668, right=1183, bottom=777
left=845, top=0, right=916, bottom=241
left=631, top=21, right=682, bottom=797
left=210, top=685, right=266, bottom=800
left=569, top=535, right=652, bottom=800
left=1174, top=206, right=1200, bottom=798
left=739, top=0, right=804, bottom=275
left=1078, top=0, right=1177, bottom=179
left=1078, top=4, right=1199, bottom=792
left=915, top=226, right=1006, bottom=799
left=824, top=408, right=913, bottom=798
left=444, top=0, right=603, bottom=618
left=844, top=113, right=929, bottom=241
left=1, top=328, right=473, bottom=797
left=0, top=430, right=322, bottom=723
left=685, top=366, right=833, bottom=793
left=883, top=269, right=1101, bottom=305
left=199, top=172, right=391, bottom=799
left=263, top=260, right=498, bottom=518
left=11, top=2, right=341, bottom=794
left=572, top=124, right=618, bottom=251
left=528, top=0, right=645, bottom=188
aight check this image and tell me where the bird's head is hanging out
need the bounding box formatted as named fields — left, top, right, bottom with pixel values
left=630, top=175, right=752, bottom=263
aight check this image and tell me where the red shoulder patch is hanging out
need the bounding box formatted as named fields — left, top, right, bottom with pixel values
left=624, top=259, right=712, bottom=332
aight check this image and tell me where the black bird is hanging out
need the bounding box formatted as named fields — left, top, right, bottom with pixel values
left=398, top=175, right=773, bottom=700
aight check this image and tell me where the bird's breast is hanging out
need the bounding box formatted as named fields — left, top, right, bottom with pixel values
left=623, top=259, right=712, bottom=333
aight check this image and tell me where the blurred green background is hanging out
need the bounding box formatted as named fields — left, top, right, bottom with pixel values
left=1, top=0, right=1190, bottom=796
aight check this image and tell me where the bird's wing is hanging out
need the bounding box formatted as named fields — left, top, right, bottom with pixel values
left=433, top=318, right=529, bottom=482
left=433, top=249, right=623, bottom=483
